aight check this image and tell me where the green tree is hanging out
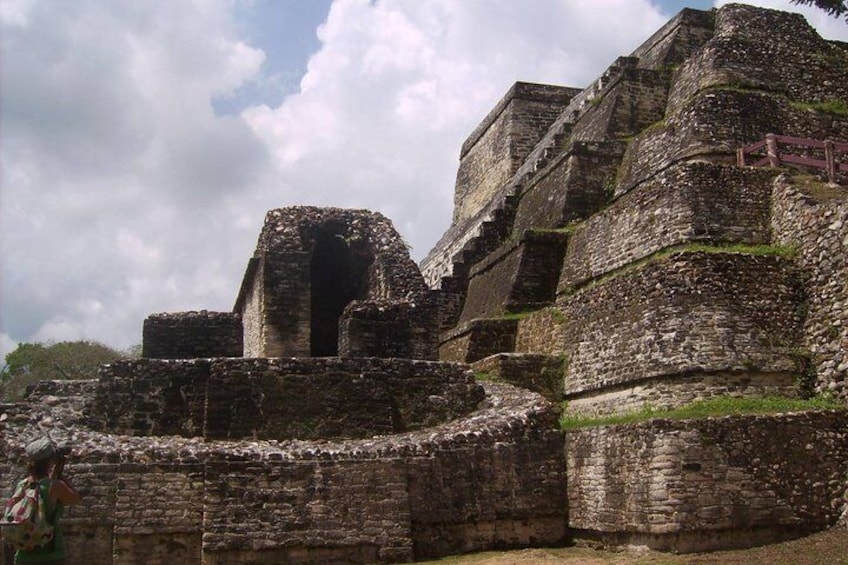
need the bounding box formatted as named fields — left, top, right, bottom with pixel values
left=0, top=340, right=127, bottom=401
left=791, top=0, right=848, bottom=20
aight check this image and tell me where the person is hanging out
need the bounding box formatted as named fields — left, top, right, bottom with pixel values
left=13, top=437, right=81, bottom=564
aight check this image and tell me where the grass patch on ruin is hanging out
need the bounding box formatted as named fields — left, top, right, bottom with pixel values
left=498, top=309, right=537, bottom=321
left=473, top=371, right=494, bottom=382
left=701, top=84, right=848, bottom=117
left=562, top=242, right=797, bottom=297
left=674, top=242, right=797, bottom=258
left=559, top=395, right=844, bottom=430
left=790, top=98, right=848, bottom=116
left=784, top=173, right=848, bottom=202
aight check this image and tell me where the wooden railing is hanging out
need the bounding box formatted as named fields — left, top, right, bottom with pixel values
left=737, top=134, right=848, bottom=183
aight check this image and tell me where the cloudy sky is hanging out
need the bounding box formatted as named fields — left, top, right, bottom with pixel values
left=1, top=0, right=846, bottom=358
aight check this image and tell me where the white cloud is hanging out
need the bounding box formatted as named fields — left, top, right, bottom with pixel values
left=0, top=0, right=36, bottom=27
left=1, top=0, right=269, bottom=350
left=244, top=0, right=669, bottom=253
left=4, top=0, right=842, bottom=354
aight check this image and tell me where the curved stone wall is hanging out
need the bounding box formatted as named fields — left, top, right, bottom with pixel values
left=1, top=382, right=566, bottom=564
left=558, top=162, right=775, bottom=294
left=3, top=381, right=846, bottom=562
left=617, top=89, right=848, bottom=197
left=566, top=410, right=848, bottom=552
left=88, top=357, right=483, bottom=441
left=666, top=4, right=848, bottom=113
left=557, top=252, right=803, bottom=412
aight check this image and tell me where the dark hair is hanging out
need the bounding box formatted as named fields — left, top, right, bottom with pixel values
left=27, top=458, right=51, bottom=479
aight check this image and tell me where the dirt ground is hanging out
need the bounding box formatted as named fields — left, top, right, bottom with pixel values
left=413, top=527, right=848, bottom=565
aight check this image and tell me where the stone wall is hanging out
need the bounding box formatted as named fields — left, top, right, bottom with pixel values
left=563, top=371, right=797, bottom=417
left=557, top=252, right=803, bottom=408
left=246, top=251, right=312, bottom=356
left=407, top=419, right=567, bottom=559
left=666, top=4, right=848, bottom=115
left=238, top=258, right=264, bottom=357
left=617, top=4, right=848, bottom=199
left=630, top=8, right=715, bottom=71
left=771, top=175, right=848, bottom=403
left=89, top=358, right=483, bottom=441
left=458, top=241, right=521, bottom=321
left=471, top=353, right=565, bottom=402
left=570, top=67, right=671, bottom=143
left=439, top=319, right=518, bottom=364
left=566, top=410, right=848, bottom=551
left=338, top=299, right=438, bottom=360
left=617, top=89, right=848, bottom=198
left=452, top=82, right=578, bottom=225
left=142, top=311, right=243, bottom=359
left=1, top=382, right=566, bottom=564
left=511, top=141, right=626, bottom=235
left=459, top=231, right=566, bottom=323
left=91, top=360, right=210, bottom=438
left=514, top=306, right=568, bottom=357
left=558, top=162, right=775, bottom=294
left=515, top=251, right=804, bottom=415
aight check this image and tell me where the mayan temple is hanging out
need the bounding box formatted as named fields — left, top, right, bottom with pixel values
left=2, top=3, right=847, bottom=564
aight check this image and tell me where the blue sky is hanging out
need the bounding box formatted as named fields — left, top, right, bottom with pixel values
left=214, top=0, right=715, bottom=114
left=217, top=0, right=717, bottom=114
left=1, top=0, right=846, bottom=358
left=214, top=0, right=335, bottom=114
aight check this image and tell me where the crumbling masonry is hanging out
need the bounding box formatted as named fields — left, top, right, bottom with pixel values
left=2, top=4, right=847, bottom=564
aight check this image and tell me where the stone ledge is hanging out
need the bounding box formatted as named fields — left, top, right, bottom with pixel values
left=563, top=370, right=797, bottom=417
left=566, top=409, right=848, bottom=552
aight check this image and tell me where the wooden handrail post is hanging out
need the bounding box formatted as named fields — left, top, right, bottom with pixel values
left=766, top=133, right=780, bottom=167
left=737, top=147, right=746, bottom=166
left=824, top=140, right=835, bottom=183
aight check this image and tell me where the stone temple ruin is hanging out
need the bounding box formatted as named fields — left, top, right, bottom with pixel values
left=2, top=4, right=848, bottom=564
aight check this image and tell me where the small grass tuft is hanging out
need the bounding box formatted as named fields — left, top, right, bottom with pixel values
left=499, top=310, right=536, bottom=321
left=473, top=371, right=495, bottom=382
left=675, top=242, right=797, bottom=258
left=790, top=98, right=848, bottom=116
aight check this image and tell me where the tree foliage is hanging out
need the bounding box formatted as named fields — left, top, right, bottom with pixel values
left=791, top=0, right=848, bottom=20
left=0, top=340, right=129, bottom=401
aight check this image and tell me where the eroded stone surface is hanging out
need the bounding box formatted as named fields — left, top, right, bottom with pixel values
left=1, top=382, right=566, bottom=564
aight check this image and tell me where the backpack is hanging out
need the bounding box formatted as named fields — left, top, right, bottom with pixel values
left=0, top=479, right=55, bottom=551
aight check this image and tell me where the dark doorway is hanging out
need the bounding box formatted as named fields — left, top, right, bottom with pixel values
left=309, top=230, right=373, bottom=356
